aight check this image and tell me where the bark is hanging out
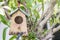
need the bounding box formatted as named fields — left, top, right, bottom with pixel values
left=47, top=21, right=52, bottom=40
left=43, top=25, right=60, bottom=40
left=36, top=0, right=57, bottom=40
left=37, top=0, right=56, bottom=25
left=3, top=0, right=11, bottom=20
left=53, top=25, right=60, bottom=33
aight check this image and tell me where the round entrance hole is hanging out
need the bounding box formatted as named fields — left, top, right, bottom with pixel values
left=15, top=16, right=23, bottom=24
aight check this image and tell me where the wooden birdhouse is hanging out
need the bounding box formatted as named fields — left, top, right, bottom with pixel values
left=3, top=0, right=28, bottom=36
left=9, top=8, right=28, bottom=36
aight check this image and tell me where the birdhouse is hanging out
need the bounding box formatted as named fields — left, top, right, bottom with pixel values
left=9, top=8, right=28, bottom=36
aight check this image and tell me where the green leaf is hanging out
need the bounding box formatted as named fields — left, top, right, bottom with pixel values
left=33, top=9, right=40, bottom=19
left=20, top=0, right=25, bottom=2
left=0, top=0, right=2, bottom=2
left=20, top=6, right=25, bottom=10
left=58, top=0, right=60, bottom=5
left=3, top=27, right=8, bottom=40
left=28, top=32, right=36, bottom=39
left=38, top=0, right=42, bottom=2
left=25, top=0, right=33, bottom=9
left=0, top=14, right=9, bottom=25
left=8, top=0, right=17, bottom=10
left=9, top=35, right=17, bottom=40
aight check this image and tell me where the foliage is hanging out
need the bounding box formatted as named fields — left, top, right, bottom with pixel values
left=0, top=14, right=9, bottom=26
left=9, top=35, right=17, bottom=40
left=28, top=32, right=36, bottom=40
left=3, top=27, right=8, bottom=40
left=0, top=0, right=60, bottom=40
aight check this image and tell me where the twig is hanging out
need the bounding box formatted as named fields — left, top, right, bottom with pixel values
left=36, top=0, right=57, bottom=40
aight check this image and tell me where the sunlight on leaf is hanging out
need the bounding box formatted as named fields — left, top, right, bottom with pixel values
left=0, top=14, right=9, bottom=26
left=3, top=27, right=8, bottom=40
left=9, top=35, right=17, bottom=40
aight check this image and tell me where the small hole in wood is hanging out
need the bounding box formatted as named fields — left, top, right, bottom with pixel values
left=15, top=16, right=23, bottom=24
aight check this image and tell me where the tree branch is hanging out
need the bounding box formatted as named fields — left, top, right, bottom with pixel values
left=37, top=0, right=57, bottom=27
left=36, top=0, right=57, bottom=40
left=44, top=25, right=60, bottom=40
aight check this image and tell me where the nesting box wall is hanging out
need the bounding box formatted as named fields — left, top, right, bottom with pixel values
left=9, top=10, right=28, bottom=36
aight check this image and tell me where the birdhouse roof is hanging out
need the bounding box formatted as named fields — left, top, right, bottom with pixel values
left=10, top=8, right=29, bottom=17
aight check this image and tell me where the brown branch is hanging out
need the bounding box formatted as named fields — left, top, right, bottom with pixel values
left=4, top=8, right=10, bottom=20
left=36, top=0, right=57, bottom=40
left=3, top=0, right=10, bottom=20
left=37, top=0, right=57, bottom=27
left=53, top=25, right=60, bottom=33
left=42, top=22, right=60, bottom=40
left=37, top=0, right=56, bottom=31
left=36, top=7, right=54, bottom=40
left=43, top=25, right=60, bottom=40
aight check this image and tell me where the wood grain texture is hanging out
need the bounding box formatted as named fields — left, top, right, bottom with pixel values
left=9, top=10, right=28, bottom=36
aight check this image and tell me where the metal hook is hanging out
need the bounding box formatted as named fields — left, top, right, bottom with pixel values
left=16, top=32, right=23, bottom=40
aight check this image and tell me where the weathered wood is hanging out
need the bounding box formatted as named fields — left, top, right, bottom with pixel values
left=9, top=10, right=28, bottom=36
